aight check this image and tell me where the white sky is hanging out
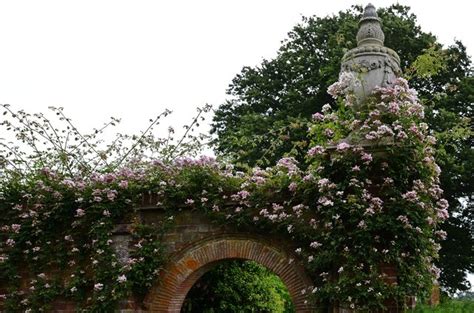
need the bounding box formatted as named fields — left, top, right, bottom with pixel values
left=0, top=0, right=473, bottom=288
left=0, top=0, right=472, bottom=139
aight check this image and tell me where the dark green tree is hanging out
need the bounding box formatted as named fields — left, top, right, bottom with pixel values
left=182, top=260, right=294, bottom=313
left=211, top=5, right=473, bottom=292
left=425, top=45, right=474, bottom=292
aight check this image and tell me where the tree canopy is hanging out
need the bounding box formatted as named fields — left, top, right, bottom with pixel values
left=211, top=4, right=473, bottom=292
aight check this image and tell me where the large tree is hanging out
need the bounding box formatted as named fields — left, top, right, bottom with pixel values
left=211, top=5, right=473, bottom=292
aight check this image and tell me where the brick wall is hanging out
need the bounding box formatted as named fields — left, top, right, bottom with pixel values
left=137, top=206, right=316, bottom=312
left=1, top=204, right=415, bottom=312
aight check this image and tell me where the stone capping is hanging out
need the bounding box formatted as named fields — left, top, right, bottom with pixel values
left=145, top=234, right=317, bottom=313
left=342, top=47, right=400, bottom=65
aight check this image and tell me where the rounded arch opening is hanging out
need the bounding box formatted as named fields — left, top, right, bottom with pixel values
left=182, top=259, right=295, bottom=312
left=146, top=235, right=315, bottom=313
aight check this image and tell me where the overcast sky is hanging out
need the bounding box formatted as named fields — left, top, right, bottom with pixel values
left=0, top=0, right=472, bottom=139
left=0, top=0, right=473, bottom=287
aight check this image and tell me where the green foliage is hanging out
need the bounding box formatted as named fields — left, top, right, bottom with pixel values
left=0, top=104, right=212, bottom=177
left=0, top=73, right=445, bottom=310
left=412, top=299, right=474, bottom=313
left=211, top=4, right=437, bottom=167
left=0, top=167, right=171, bottom=312
left=182, top=261, right=294, bottom=313
left=1, top=4, right=471, bottom=310
left=405, top=46, right=447, bottom=79
left=0, top=105, right=210, bottom=311
left=211, top=4, right=473, bottom=292
left=127, top=223, right=169, bottom=301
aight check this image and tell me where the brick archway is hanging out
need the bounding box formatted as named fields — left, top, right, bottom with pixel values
left=146, top=235, right=316, bottom=312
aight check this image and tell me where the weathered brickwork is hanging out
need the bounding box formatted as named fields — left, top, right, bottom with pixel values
left=144, top=235, right=315, bottom=312
left=0, top=206, right=317, bottom=312
left=1, top=194, right=411, bottom=313
left=136, top=204, right=316, bottom=312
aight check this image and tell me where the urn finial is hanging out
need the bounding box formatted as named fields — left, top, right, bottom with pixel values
left=339, top=4, right=401, bottom=108
left=357, top=3, right=385, bottom=46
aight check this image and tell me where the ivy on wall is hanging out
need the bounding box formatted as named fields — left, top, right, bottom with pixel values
left=0, top=76, right=446, bottom=311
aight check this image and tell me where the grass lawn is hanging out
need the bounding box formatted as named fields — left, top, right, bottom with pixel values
left=412, top=300, right=474, bottom=313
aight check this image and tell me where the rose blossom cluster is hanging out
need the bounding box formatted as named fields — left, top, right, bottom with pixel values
left=0, top=71, right=448, bottom=311
left=301, top=72, right=448, bottom=303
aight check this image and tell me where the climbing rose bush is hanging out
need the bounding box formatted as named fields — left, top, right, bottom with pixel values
left=299, top=76, right=445, bottom=309
left=0, top=76, right=445, bottom=311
